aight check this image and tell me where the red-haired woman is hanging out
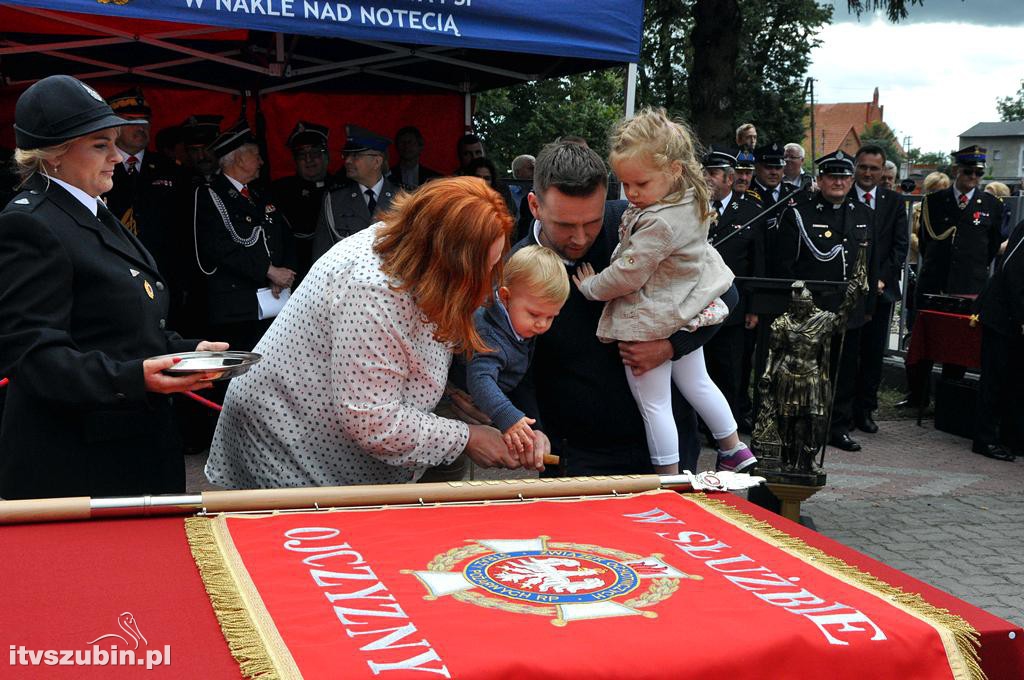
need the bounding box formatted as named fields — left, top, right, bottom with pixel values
left=206, top=177, right=544, bottom=488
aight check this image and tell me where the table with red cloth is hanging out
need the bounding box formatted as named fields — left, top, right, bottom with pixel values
left=906, top=309, right=983, bottom=370
left=2, top=491, right=1022, bottom=680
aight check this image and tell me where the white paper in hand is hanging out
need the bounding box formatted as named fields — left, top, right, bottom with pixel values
left=257, top=287, right=290, bottom=320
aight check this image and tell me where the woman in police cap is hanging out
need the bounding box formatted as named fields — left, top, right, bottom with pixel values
left=0, top=75, right=228, bottom=500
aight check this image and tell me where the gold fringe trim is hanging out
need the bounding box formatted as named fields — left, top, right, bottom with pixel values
left=685, top=494, right=986, bottom=680
left=185, top=517, right=282, bottom=680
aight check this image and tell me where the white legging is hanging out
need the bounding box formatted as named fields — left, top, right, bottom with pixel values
left=625, top=347, right=737, bottom=466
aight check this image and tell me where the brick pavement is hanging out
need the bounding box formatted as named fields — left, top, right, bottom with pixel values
left=185, top=416, right=1024, bottom=628
left=797, top=417, right=1024, bottom=628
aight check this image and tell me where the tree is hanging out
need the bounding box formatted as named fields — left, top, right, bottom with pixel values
left=843, top=0, right=925, bottom=21
left=996, top=80, right=1024, bottom=121
left=474, top=70, right=624, bottom=174
left=731, top=0, right=831, bottom=146
left=860, top=120, right=904, bottom=165
left=637, top=0, right=831, bottom=146
left=907, top=148, right=950, bottom=166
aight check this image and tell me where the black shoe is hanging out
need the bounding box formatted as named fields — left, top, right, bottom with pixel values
left=854, top=412, right=879, bottom=434
left=829, top=432, right=862, bottom=451
left=972, top=443, right=1015, bottom=462
left=895, top=397, right=927, bottom=410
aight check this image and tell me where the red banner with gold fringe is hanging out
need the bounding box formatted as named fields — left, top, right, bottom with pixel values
left=186, top=491, right=984, bottom=680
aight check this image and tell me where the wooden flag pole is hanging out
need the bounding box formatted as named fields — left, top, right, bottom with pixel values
left=0, top=473, right=763, bottom=525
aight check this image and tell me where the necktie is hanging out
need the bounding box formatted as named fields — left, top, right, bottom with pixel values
left=240, top=185, right=251, bottom=200
left=97, top=203, right=133, bottom=241
left=125, top=156, right=138, bottom=174
left=864, top=191, right=872, bottom=208
left=772, top=188, right=779, bottom=203
left=712, top=199, right=723, bottom=215
left=365, top=188, right=377, bottom=214
left=958, top=193, right=969, bottom=209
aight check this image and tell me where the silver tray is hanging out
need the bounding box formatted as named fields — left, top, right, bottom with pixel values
left=155, top=351, right=262, bottom=381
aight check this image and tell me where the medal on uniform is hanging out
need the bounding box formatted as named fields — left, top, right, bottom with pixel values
left=144, top=280, right=155, bottom=299
left=824, top=230, right=832, bottom=238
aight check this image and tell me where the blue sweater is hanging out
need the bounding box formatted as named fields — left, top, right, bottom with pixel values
left=452, top=298, right=534, bottom=432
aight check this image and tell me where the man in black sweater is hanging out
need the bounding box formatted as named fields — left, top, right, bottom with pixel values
left=506, top=141, right=730, bottom=475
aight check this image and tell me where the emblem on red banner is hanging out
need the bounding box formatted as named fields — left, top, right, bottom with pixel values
left=405, top=536, right=701, bottom=626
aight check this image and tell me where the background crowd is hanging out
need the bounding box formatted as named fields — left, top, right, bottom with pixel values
left=1, top=79, right=1021, bottom=500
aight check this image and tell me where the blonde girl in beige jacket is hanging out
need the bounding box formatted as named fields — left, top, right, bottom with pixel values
left=574, top=108, right=756, bottom=475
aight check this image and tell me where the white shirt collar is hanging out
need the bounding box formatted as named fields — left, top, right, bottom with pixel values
left=855, top=183, right=877, bottom=204
left=401, top=164, right=419, bottom=188
left=712, top=192, right=732, bottom=213
left=118, top=147, right=144, bottom=172
left=954, top=187, right=975, bottom=204
left=49, top=176, right=98, bottom=216
left=531, top=220, right=576, bottom=266
left=224, top=173, right=246, bottom=193
left=360, top=176, right=385, bottom=200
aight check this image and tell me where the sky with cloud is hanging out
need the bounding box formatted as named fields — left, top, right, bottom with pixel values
left=808, top=1, right=1024, bottom=154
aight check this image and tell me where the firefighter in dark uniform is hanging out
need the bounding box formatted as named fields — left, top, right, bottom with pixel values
left=174, top=114, right=223, bottom=337
left=774, top=150, right=874, bottom=452
left=972, top=218, right=1024, bottom=461
left=103, top=88, right=180, bottom=299
left=750, top=142, right=798, bottom=249
left=733, top=148, right=759, bottom=202
left=312, top=125, right=398, bottom=261
left=269, top=121, right=334, bottom=286
left=194, top=120, right=295, bottom=352
left=732, top=146, right=768, bottom=430
left=0, top=75, right=227, bottom=499
left=903, top=145, right=1005, bottom=408
left=703, top=149, right=766, bottom=429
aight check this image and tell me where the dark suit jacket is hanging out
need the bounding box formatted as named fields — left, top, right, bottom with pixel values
left=775, top=193, right=875, bottom=329
left=849, top=186, right=909, bottom=306
left=750, top=178, right=797, bottom=258
left=195, top=174, right=293, bottom=326
left=103, top=152, right=179, bottom=281
left=508, top=199, right=708, bottom=473
left=710, top=193, right=765, bottom=322
left=977, top=220, right=1024, bottom=338
left=388, top=164, right=442, bottom=191
left=0, top=176, right=197, bottom=499
left=918, top=186, right=1003, bottom=297
left=312, top=177, right=398, bottom=262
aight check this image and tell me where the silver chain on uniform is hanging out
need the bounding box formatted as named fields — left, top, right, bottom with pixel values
left=193, top=185, right=271, bottom=276
left=792, top=207, right=845, bottom=263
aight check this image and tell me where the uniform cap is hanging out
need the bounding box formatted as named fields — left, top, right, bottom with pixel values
left=207, top=118, right=256, bottom=159
left=180, top=114, right=223, bottom=146
left=107, top=87, right=151, bottom=119
left=753, top=142, right=785, bottom=167
left=14, top=75, right=135, bottom=150
left=343, top=124, right=390, bottom=154
left=702, top=147, right=736, bottom=170
left=953, top=145, right=986, bottom=169
left=814, top=149, right=855, bottom=176
left=287, top=121, right=329, bottom=149
left=734, top=148, right=756, bottom=170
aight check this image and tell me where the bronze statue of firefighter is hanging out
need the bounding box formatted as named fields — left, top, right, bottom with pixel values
left=752, top=244, right=870, bottom=477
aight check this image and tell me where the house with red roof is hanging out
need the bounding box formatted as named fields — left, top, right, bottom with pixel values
left=803, top=87, right=903, bottom=159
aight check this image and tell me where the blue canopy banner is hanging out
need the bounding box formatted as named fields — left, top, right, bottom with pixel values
left=1, top=0, right=644, bottom=62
